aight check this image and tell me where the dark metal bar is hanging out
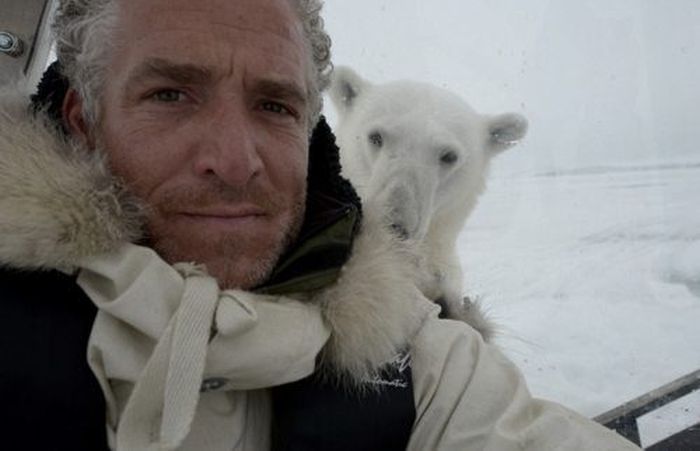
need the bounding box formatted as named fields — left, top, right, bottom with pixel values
left=0, top=0, right=52, bottom=87
left=594, top=370, right=700, bottom=447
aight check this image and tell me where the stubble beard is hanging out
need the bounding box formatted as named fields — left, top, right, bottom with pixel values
left=146, top=181, right=307, bottom=290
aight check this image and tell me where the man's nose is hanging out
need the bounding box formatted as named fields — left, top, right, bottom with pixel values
left=193, top=102, right=264, bottom=187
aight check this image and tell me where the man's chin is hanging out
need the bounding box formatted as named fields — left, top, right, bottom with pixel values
left=152, top=237, right=285, bottom=289
left=149, top=220, right=299, bottom=289
left=203, top=252, right=281, bottom=290
left=147, top=202, right=306, bottom=289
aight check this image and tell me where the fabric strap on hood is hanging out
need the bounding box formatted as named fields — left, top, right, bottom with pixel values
left=78, top=244, right=332, bottom=449
left=112, top=260, right=220, bottom=449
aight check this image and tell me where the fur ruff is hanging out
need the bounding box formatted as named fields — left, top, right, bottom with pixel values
left=314, top=203, right=431, bottom=383
left=0, top=87, right=143, bottom=271
left=0, top=88, right=430, bottom=382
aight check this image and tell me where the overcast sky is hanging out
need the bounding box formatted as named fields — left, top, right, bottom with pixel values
left=323, top=0, right=700, bottom=174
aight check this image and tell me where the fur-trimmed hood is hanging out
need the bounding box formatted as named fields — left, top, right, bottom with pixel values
left=0, top=86, right=142, bottom=271
left=0, top=86, right=431, bottom=382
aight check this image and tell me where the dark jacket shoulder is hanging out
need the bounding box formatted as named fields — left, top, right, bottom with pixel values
left=0, top=268, right=108, bottom=450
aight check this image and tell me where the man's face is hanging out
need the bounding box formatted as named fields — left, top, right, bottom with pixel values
left=93, top=0, right=310, bottom=288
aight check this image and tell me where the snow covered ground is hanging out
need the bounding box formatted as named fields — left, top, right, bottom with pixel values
left=458, top=159, right=700, bottom=417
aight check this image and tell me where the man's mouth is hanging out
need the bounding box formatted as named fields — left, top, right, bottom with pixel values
left=184, top=202, right=266, bottom=215
left=177, top=205, right=268, bottom=225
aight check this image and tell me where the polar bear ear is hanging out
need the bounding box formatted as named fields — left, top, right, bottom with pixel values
left=486, top=113, right=528, bottom=154
left=329, top=66, right=369, bottom=116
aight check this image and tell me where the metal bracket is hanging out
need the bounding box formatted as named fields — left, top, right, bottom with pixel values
left=0, top=31, right=24, bottom=57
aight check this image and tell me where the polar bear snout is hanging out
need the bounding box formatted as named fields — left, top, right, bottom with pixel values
left=387, top=186, right=420, bottom=240
left=379, top=179, right=434, bottom=242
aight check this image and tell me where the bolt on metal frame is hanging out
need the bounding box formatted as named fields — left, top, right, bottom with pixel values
left=0, top=0, right=56, bottom=93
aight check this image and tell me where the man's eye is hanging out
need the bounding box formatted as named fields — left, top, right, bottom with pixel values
left=261, top=101, right=291, bottom=115
left=150, top=89, right=184, bottom=103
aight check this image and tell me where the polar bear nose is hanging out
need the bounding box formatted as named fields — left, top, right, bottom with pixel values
left=383, top=183, right=425, bottom=241
left=390, top=222, right=410, bottom=240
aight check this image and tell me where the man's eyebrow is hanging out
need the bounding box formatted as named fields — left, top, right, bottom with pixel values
left=254, top=78, right=308, bottom=106
left=125, top=58, right=214, bottom=86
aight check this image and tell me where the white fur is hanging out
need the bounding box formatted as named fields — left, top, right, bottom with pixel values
left=329, top=67, right=529, bottom=341
left=314, top=202, right=432, bottom=383
left=0, top=87, right=143, bottom=271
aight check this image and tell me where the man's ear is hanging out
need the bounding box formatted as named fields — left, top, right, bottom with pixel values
left=62, top=88, right=95, bottom=149
left=328, top=66, right=369, bottom=117
left=486, top=113, right=528, bottom=154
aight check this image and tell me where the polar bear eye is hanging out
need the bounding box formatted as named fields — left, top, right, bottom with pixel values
left=368, top=131, right=384, bottom=148
left=440, top=150, right=459, bottom=165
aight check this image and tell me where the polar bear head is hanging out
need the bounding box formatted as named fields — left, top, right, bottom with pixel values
left=329, top=66, right=528, bottom=244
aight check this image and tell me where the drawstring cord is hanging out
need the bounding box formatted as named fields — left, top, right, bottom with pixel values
left=116, top=265, right=218, bottom=450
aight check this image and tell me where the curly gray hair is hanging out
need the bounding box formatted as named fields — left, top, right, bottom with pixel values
left=53, top=0, right=332, bottom=131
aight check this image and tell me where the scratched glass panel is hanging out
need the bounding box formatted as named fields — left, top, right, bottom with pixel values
left=2, top=0, right=697, bottom=446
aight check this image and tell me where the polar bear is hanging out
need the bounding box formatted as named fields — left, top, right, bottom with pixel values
left=328, top=66, right=528, bottom=341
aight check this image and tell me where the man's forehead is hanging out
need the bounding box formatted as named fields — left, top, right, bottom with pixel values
left=109, top=0, right=309, bottom=85
left=116, top=0, right=304, bottom=41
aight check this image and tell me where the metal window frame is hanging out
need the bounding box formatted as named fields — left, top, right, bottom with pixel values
left=0, top=0, right=56, bottom=92
left=595, top=369, right=700, bottom=449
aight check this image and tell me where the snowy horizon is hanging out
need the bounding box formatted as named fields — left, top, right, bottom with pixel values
left=323, top=0, right=700, bottom=176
